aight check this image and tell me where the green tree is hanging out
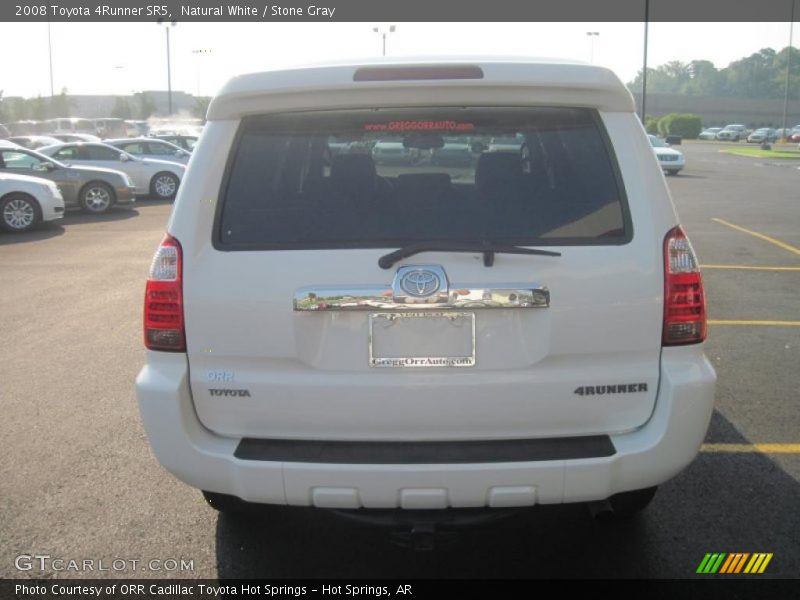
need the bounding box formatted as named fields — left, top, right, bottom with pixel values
left=725, top=48, right=778, bottom=98
left=111, top=96, right=132, bottom=119
left=627, top=46, right=800, bottom=100
left=48, top=87, right=73, bottom=118
left=192, top=96, right=211, bottom=121
left=0, top=90, right=7, bottom=123
left=134, top=92, right=156, bottom=120
left=657, top=113, right=703, bottom=138
left=30, top=96, right=48, bottom=121
left=644, top=114, right=659, bottom=134
left=685, top=60, right=725, bottom=96
left=8, top=97, right=30, bottom=121
left=661, top=61, right=692, bottom=93
left=771, top=46, right=800, bottom=101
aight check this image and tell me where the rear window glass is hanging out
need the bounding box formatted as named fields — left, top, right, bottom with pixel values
left=217, top=107, right=629, bottom=249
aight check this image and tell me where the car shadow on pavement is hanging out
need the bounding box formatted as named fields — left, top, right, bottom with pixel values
left=60, top=208, right=140, bottom=226
left=0, top=221, right=65, bottom=245
left=670, top=173, right=706, bottom=179
left=214, top=410, right=800, bottom=578
left=134, top=197, right=176, bottom=206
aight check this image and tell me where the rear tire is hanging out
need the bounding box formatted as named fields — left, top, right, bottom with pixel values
left=1, top=193, right=40, bottom=232
left=150, top=172, right=179, bottom=200
left=608, top=486, right=657, bottom=519
left=667, top=170, right=680, bottom=176
left=79, top=182, right=115, bottom=214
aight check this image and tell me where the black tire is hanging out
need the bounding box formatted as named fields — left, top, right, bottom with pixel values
left=79, top=182, right=115, bottom=214
left=1, top=193, right=40, bottom=232
left=667, top=170, right=680, bottom=176
left=608, top=486, right=657, bottom=519
left=150, top=171, right=180, bottom=200
left=202, top=491, right=252, bottom=515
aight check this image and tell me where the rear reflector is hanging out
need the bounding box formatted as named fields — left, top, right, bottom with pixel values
left=663, top=226, right=706, bottom=345
left=353, top=65, right=484, bottom=82
left=144, top=234, right=185, bottom=352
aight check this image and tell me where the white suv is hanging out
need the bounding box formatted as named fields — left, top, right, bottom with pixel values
left=136, top=59, right=716, bottom=522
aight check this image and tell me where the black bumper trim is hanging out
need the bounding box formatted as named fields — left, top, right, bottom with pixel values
left=233, top=435, right=616, bottom=464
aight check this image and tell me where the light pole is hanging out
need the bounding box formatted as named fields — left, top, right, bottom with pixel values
left=586, top=31, right=599, bottom=64
left=641, top=0, right=650, bottom=123
left=112, top=65, right=126, bottom=95
left=781, top=0, right=795, bottom=141
left=192, top=48, right=212, bottom=97
left=47, top=22, right=55, bottom=97
left=157, top=19, right=177, bottom=115
left=372, top=25, right=396, bottom=57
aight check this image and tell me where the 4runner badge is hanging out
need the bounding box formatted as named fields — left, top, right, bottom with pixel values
left=574, top=383, right=648, bottom=396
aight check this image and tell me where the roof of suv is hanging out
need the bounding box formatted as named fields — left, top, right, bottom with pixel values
left=207, top=57, right=635, bottom=120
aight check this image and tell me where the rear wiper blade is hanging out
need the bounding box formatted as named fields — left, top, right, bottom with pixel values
left=378, top=241, right=561, bottom=269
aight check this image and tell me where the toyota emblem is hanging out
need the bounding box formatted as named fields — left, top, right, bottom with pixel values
left=399, top=269, right=441, bottom=297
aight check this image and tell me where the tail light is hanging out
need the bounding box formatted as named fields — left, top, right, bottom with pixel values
left=663, top=225, right=706, bottom=345
left=144, top=234, right=185, bottom=351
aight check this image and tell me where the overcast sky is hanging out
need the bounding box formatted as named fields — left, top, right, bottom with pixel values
left=0, top=21, right=793, bottom=98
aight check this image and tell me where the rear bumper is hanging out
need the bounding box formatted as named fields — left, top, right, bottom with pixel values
left=135, top=347, right=715, bottom=509
left=659, top=159, right=685, bottom=171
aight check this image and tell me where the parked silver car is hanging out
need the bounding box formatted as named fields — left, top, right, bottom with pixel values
left=38, top=142, right=185, bottom=200
left=8, top=136, right=63, bottom=149
left=0, top=141, right=136, bottom=213
left=746, top=128, right=778, bottom=143
left=105, top=138, right=190, bottom=164
left=149, top=133, right=199, bottom=152
left=716, top=124, right=748, bottom=141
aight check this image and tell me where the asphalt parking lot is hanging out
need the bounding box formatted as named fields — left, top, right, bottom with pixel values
left=1, top=142, right=798, bottom=579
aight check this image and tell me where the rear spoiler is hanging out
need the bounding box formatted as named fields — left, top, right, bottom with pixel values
left=207, top=62, right=636, bottom=120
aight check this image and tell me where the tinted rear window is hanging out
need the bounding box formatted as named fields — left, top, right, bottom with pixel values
left=217, top=107, right=629, bottom=249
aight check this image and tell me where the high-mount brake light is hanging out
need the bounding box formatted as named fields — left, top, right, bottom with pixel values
left=353, top=65, right=484, bottom=81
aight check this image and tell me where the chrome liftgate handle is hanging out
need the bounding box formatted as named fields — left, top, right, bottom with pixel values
left=293, top=285, right=549, bottom=311
left=294, top=265, right=550, bottom=311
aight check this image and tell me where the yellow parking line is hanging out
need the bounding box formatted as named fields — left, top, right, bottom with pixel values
left=712, top=218, right=800, bottom=256
left=701, top=264, right=800, bottom=272
left=701, top=444, right=800, bottom=453
left=708, top=320, right=800, bottom=327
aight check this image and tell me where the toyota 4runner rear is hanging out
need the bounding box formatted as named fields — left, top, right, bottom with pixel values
left=135, top=59, right=716, bottom=521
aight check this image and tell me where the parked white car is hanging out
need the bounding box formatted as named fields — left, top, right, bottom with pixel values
left=51, top=133, right=101, bottom=143
left=136, top=59, right=716, bottom=525
left=698, top=127, right=722, bottom=140
left=371, top=141, right=413, bottom=165
left=0, top=172, right=64, bottom=232
left=38, top=142, right=185, bottom=200
left=649, top=135, right=686, bottom=175
left=488, top=134, right=525, bottom=152
left=105, top=138, right=191, bottom=164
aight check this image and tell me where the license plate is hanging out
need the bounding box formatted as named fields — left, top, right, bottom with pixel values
left=368, top=312, right=476, bottom=368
